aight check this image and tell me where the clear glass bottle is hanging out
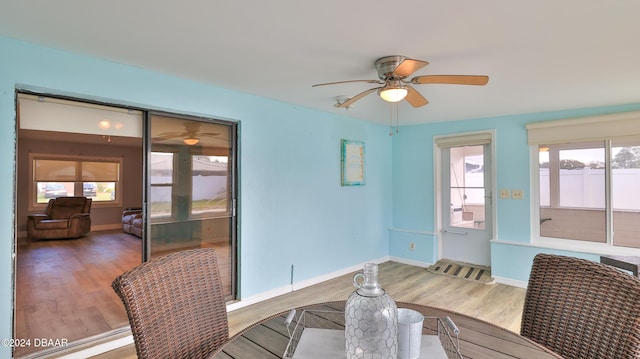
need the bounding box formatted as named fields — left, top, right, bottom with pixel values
left=345, top=263, right=398, bottom=359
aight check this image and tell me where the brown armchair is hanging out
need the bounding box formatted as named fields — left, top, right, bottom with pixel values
left=27, top=197, right=92, bottom=241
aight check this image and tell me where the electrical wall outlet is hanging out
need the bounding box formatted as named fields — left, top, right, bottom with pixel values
left=499, top=189, right=510, bottom=199
left=512, top=189, right=524, bottom=200
left=409, top=242, right=415, bottom=251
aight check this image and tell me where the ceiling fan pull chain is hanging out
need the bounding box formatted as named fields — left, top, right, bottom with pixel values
left=389, top=103, right=393, bottom=136
left=395, top=103, right=400, bottom=135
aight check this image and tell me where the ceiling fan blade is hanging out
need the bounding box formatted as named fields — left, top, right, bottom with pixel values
left=312, top=79, right=381, bottom=87
left=154, top=132, right=187, bottom=139
left=404, top=86, right=429, bottom=108
left=199, top=132, right=221, bottom=137
left=393, top=59, right=429, bottom=78
left=336, top=88, right=380, bottom=108
left=411, top=75, right=489, bottom=86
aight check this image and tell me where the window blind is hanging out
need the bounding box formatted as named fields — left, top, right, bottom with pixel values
left=35, top=159, right=119, bottom=182
left=34, top=160, right=76, bottom=181
left=434, top=132, right=492, bottom=148
left=82, top=161, right=119, bottom=182
left=526, top=111, right=640, bottom=145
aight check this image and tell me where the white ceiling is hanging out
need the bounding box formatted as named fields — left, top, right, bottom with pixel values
left=1, top=1, right=640, bottom=126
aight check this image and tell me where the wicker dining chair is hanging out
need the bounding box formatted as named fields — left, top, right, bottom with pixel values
left=521, top=253, right=640, bottom=359
left=112, top=248, right=229, bottom=359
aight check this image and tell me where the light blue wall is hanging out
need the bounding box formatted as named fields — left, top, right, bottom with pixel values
left=391, top=104, right=640, bottom=281
left=0, top=37, right=392, bottom=357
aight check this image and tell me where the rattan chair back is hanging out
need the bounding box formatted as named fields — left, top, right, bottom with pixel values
left=522, top=253, right=640, bottom=359
left=112, top=248, right=229, bottom=359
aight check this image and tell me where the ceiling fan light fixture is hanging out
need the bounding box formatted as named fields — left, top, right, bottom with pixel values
left=183, top=137, right=199, bottom=145
left=378, top=87, right=408, bottom=103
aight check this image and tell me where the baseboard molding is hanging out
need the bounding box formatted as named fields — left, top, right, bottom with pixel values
left=17, top=224, right=123, bottom=240
left=291, top=256, right=389, bottom=292
left=388, top=256, right=433, bottom=268
left=225, top=284, right=292, bottom=312
left=24, top=327, right=133, bottom=359
left=57, top=336, right=134, bottom=359
left=227, top=256, right=390, bottom=311
left=59, top=256, right=391, bottom=357
left=493, top=275, right=528, bottom=289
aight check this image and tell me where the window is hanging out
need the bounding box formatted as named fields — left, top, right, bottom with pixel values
left=611, top=140, right=640, bottom=248
left=528, top=112, right=640, bottom=249
left=191, top=155, right=229, bottom=216
left=31, top=155, right=121, bottom=207
left=449, top=146, right=486, bottom=228
left=150, top=152, right=174, bottom=218
left=149, top=152, right=231, bottom=219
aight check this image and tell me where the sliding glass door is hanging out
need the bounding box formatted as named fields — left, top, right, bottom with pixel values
left=148, top=113, right=237, bottom=300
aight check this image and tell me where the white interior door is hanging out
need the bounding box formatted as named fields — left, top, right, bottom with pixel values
left=440, top=142, right=493, bottom=266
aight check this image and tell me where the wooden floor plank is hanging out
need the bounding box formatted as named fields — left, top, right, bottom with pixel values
left=221, top=336, right=280, bottom=359
left=15, top=231, right=142, bottom=357
left=89, top=261, right=527, bottom=359
left=15, top=229, right=237, bottom=358
left=74, top=262, right=527, bottom=359
left=240, top=325, right=289, bottom=357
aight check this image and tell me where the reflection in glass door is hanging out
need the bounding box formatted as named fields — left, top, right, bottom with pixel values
left=149, top=113, right=237, bottom=300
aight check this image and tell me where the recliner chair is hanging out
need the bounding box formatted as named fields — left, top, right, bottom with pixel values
left=27, top=197, right=92, bottom=241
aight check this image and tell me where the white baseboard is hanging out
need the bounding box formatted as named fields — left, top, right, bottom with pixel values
left=493, top=275, right=528, bottom=288
left=57, top=336, right=134, bottom=359
left=67, top=256, right=392, bottom=357
left=291, top=256, right=389, bottom=292
left=227, top=256, right=390, bottom=311
left=225, top=284, right=292, bottom=312
left=388, top=256, right=433, bottom=268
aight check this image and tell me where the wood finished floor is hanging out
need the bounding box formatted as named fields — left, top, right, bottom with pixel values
left=90, top=261, right=527, bottom=359
left=14, top=230, right=232, bottom=357
left=15, top=230, right=234, bottom=358
left=15, top=231, right=142, bottom=357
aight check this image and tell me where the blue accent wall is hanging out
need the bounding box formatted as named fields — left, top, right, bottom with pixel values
left=0, top=36, right=391, bottom=357
left=390, top=104, right=640, bottom=282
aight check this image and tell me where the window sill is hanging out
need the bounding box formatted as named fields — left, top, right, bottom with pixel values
left=531, top=237, right=640, bottom=256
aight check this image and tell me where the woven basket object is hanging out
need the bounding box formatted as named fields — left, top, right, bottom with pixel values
left=112, top=248, right=229, bottom=359
left=521, top=253, right=640, bottom=359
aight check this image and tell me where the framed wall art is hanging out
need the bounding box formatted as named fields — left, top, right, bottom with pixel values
left=341, top=139, right=365, bottom=186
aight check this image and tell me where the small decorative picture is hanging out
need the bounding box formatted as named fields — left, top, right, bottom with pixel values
left=341, top=139, right=365, bottom=186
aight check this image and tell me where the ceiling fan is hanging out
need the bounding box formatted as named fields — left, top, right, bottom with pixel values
left=154, top=122, right=219, bottom=145
left=313, top=55, right=489, bottom=109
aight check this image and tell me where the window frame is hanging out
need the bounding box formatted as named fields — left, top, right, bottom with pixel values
left=528, top=111, right=640, bottom=255
left=190, top=152, right=232, bottom=219
left=149, top=146, right=232, bottom=222
left=149, top=150, right=176, bottom=220
left=29, top=153, right=123, bottom=211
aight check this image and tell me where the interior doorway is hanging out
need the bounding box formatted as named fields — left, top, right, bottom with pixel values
left=14, top=93, right=144, bottom=357
left=14, top=93, right=238, bottom=357
left=436, top=132, right=494, bottom=266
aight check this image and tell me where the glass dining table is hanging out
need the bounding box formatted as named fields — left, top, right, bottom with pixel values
left=208, top=300, right=562, bottom=359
